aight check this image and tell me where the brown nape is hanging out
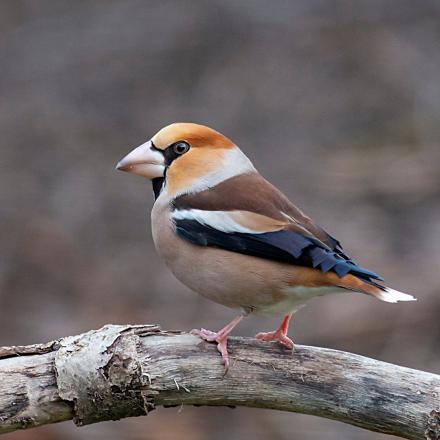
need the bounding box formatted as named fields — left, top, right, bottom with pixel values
left=152, top=122, right=235, bottom=150
left=173, top=172, right=340, bottom=249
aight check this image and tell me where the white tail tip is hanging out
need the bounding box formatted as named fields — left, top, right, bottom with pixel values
left=375, top=287, right=417, bottom=303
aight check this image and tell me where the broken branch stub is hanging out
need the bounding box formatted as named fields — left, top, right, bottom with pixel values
left=55, top=324, right=160, bottom=425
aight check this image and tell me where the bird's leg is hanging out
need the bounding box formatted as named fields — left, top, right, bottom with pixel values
left=191, top=315, right=243, bottom=369
left=255, top=313, right=294, bottom=350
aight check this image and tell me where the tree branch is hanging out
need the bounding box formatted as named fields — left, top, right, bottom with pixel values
left=0, top=325, right=439, bottom=439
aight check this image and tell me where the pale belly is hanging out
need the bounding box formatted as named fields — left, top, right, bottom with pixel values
left=151, top=202, right=341, bottom=316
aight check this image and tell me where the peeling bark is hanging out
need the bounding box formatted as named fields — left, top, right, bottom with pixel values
left=0, top=324, right=439, bottom=439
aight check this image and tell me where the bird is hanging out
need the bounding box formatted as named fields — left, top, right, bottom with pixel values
left=116, top=122, right=416, bottom=368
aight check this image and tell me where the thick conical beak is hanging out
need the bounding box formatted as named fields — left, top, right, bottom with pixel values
left=116, top=140, right=165, bottom=179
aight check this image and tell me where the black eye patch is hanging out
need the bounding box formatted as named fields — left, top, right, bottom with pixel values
left=149, top=140, right=190, bottom=199
left=157, top=141, right=190, bottom=166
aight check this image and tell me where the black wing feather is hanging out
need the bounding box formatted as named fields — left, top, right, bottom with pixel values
left=174, top=219, right=383, bottom=282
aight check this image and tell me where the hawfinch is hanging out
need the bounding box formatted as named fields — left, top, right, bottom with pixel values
left=116, top=123, right=415, bottom=368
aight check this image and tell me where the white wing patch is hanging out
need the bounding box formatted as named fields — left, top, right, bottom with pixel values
left=172, top=209, right=257, bottom=233
left=171, top=209, right=286, bottom=234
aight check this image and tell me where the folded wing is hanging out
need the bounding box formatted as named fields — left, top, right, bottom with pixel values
left=172, top=207, right=383, bottom=283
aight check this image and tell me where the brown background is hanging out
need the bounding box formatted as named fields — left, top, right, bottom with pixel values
left=1, top=1, right=439, bottom=439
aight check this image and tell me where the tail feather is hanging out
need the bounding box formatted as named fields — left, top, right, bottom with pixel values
left=372, top=286, right=416, bottom=303
left=336, top=274, right=416, bottom=303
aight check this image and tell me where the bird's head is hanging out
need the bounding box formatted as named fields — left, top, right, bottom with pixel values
left=116, top=122, right=255, bottom=198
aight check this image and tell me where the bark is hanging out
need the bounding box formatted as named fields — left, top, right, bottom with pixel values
left=0, top=324, right=439, bottom=439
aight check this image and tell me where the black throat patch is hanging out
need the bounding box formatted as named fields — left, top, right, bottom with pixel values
left=152, top=177, right=165, bottom=200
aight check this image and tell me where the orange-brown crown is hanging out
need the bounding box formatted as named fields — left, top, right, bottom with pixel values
left=151, top=122, right=235, bottom=150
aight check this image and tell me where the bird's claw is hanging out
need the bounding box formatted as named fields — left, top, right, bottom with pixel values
left=191, top=328, right=218, bottom=341
left=192, top=328, right=230, bottom=369
left=191, top=316, right=243, bottom=371
left=255, top=330, right=295, bottom=350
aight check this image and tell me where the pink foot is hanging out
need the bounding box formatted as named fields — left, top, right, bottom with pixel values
left=255, top=330, right=295, bottom=350
left=192, top=328, right=231, bottom=368
left=255, top=314, right=295, bottom=351
left=191, top=315, right=243, bottom=370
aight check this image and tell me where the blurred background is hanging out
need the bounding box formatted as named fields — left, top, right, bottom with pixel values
left=1, top=1, right=439, bottom=439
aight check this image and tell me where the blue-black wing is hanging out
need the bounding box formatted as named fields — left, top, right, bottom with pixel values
left=174, top=218, right=383, bottom=282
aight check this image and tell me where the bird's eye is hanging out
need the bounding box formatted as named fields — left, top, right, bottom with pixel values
left=172, top=141, right=190, bottom=155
